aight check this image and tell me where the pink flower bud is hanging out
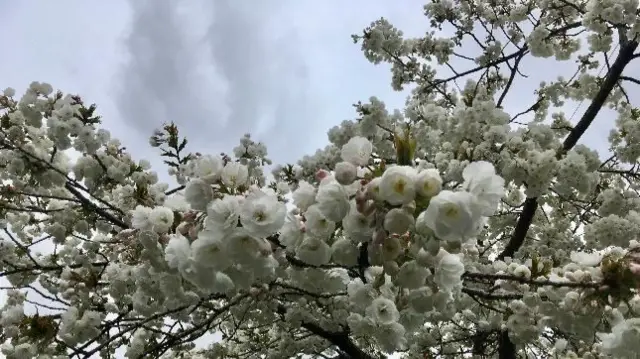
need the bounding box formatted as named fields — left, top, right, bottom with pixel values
left=177, top=222, right=191, bottom=236
left=188, top=225, right=199, bottom=240
left=315, top=169, right=330, bottom=182
left=357, top=200, right=376, bottom=217
left=182, top=211, right=197, bottom=223
left=158, top=234, right=170, bottom=245
left=356, top=198, right=367, bottom=213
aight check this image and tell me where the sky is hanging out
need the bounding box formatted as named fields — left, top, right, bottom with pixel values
left=1, top=0, right=638, bottom=356
left=0, top=0, right=431, bottom=170
left=0, top=0, right=629, bottom=168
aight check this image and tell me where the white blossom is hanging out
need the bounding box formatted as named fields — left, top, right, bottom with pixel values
left=292, top=180, right=316, bottom=211
left=334, top=161, right=358, bottom=185
left=191, top=230, right=231, bottom=270
left=206, top=195, right=242, bottom=233
left=221, top=162, right=249, bottom=188
left=570, top=251, right=604, bottom=267
left=316, top=179, right=350, bottom=222
left=279, top=213, right=305, bottom=250
left=598, top=317, right=640, bottom=357
left=342, top=203, right=374, bottom=242
left=418, top=190, right=481, bottom=242
left=149, top=206, right=175, bottom=233
left=434, top=251, right=465, bottom=291
left=184, top=178, right=214, bottom=210
left=366, top=296, right=400, bottom=324
left=348, top=280, right=377, bottom=309
left=164, top=233, right=192, bottom=274
left=376, top=322, right=407, bottom=353
left=395, top=260, right=430, bottom=289
left=240, top=190, right=286, bottom=237
left=296, top=236, right=332, bottom=266
left=304, top=204, right=336, bottom=239
left=462, top=161, right=505, bottom=216
left=380, top=235, right=403, bottom=261
left=379, top=166, right=416, bottom=205
left=5, top=4, right=640, bottom=356
left=414, top=168, right=443, bottom=198
left=131, top=205, right=152, bottom=230
left=193, top=155, right=223, bottom=183
left=331, top=237, right=360, bottom=266
left=383, top=208, right=415, bottom=234
left=341, top=136, right=373, bottom=166
left=366, top=177, right=384, bottom=201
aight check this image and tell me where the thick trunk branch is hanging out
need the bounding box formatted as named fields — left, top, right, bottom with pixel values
left=301, top=320, right=375, bottom=359
left=497, top=39, right=639, bottom=261
left=276, top=305, right=375, bottom=359
left=484, top=39, right=640, bottom=358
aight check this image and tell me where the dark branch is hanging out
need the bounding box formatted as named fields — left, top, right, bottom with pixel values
left=620, top=75, right=640, bottom=86
left=497, top=52, right=525, bottom=108
left=498, top=331, right=516, bottom=359
left=276, top=305, right=375, bottom=359
left=64, top=182, right=129, bottom=229
left=165, top=185, right=186, bottom=196
left=497, top=39, right=639, bottom=261
left=490, top=37, right=640, bottom=359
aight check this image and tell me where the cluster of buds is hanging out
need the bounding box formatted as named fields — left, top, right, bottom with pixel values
left=176, top=210, right=200, bottom=241
left=315, top=169, right=330, bottom=182
left=356, top=187, right=375, bottom=217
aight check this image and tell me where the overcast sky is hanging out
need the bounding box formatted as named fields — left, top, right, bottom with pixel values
left=0, top=0, right=433, bottom=170
left=0, top=0, right=628, bottom=169
left=1, top=0, right=637, bottom=356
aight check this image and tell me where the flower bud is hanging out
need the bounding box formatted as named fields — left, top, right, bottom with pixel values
left=177, top=222, right=191, bottom=236
left=187, top=225, right=199, bottom=240
left=334, top=161, right=357, bottom=185
left=315, top=169, right=330, bottom=182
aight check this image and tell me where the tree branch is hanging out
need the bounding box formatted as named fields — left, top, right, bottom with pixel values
left=486, top=38, right=640, bottom=359
left=276, top=305, right=376, bottom=359
left=64, top=182, right=129, bottom=229
left=165, top=185, right=185, bottom=196
left=496, top=51, right=525, bottom=108
left=498, top=331, right=516, bottom=359
left=497, top=39, right=639, bottom=261
left=300, top=320, right=375, bottom=359
left=620, top=75, right=640, bottom=86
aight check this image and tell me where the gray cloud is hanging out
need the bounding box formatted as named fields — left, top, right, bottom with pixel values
left=116, top=0, right=211, bottom=141
left=116, top=0, right=314, bottom=164
left=204, top=0, right=316, bottom=163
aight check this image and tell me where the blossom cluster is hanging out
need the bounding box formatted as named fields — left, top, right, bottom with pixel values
left=142, top=133, right=505, bottom=353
